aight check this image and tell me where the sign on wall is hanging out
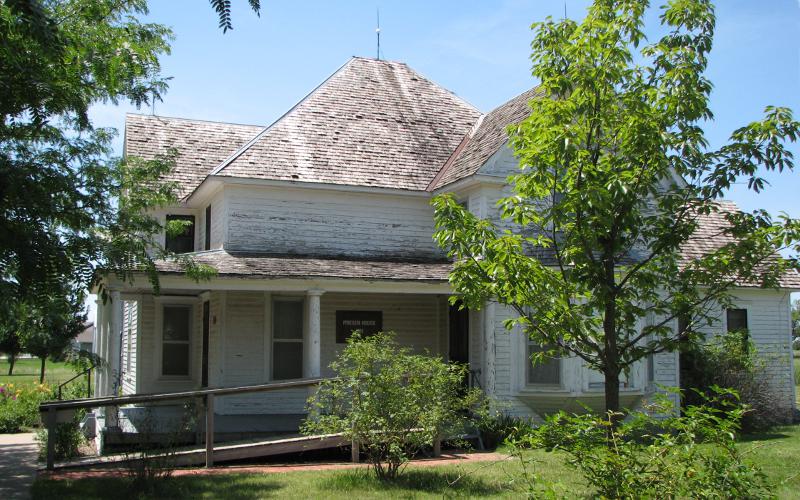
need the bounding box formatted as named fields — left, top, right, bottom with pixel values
left=336, top=310, right=383, bottom=343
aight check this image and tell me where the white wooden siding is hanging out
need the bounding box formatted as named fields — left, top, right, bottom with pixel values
left=120, top=299, right=138, bottom=395
left=224, top=185, right=442, bottom=258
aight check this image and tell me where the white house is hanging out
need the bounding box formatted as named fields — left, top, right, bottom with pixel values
left=93, top=57, right=799, bottom=438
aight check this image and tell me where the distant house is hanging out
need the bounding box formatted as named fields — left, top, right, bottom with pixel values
left=74, top=322, right=94, bottom=353
left=92, top=57, right=799, bottom=439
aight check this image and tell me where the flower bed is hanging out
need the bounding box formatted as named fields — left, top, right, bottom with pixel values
left=0, top=382, right=53, bottom=433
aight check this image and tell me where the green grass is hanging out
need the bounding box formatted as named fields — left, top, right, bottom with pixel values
left=30, top=426, right=800, bottom=499
left=0, top=358, right=77, bottom=387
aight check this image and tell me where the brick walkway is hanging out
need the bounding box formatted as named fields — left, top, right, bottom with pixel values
left=0, top=433, right=39, bottom=499
left=40, top=451, right=509, bottom=481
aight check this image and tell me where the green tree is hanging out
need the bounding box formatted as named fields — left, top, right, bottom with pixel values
left=432, top=0, right=800, bottom=420
left=18, top=284, right=87, bottom=383
left=0, top=313, right=22, bottom=376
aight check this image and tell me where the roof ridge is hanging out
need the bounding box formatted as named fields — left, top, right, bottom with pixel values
left=426, top=114, right=484, bottom=191
left=125, top=112, right=263, bottom=129
left=206, top=58, right=357, bottom=179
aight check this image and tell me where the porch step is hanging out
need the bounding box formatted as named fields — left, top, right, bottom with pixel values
left=49, top=433, right=349, bottom=471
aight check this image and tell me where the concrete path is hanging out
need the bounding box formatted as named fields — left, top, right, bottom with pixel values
left=0, top=433, right=39, bottom=499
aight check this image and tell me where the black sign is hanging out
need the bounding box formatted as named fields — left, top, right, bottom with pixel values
left=336, top=310, right=383, bottom=343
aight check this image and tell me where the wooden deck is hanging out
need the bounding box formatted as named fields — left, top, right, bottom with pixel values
left=51, top=433, right=349, bottom=471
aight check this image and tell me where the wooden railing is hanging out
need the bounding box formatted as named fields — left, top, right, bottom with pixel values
left=39, top=377, right=326, bottom=470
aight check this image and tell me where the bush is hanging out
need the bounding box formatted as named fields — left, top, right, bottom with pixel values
left=35, top=382, right=87, bottom=461
left=476, top=413, right=535, bottom=450
left=303, top=332, right=484, bottom=480
left=682, top=330, right=782, bottom=432
left=0, top=382, right=53, bottom=433
left=515, top=388, right=772, bottom=499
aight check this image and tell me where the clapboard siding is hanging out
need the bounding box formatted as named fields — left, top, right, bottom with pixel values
left=224, top=185, right=442, bottom=258
left=694, top=289, right=795, bottom=421
left=319, top=293, right=447, bottom=378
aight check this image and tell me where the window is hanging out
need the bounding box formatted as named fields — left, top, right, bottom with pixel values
left=272, top=299, right=303, bottom=380
left=165, top=215, right=195, bottom=254
left=726, top=308, right=748, bottom=333
left=204, top=205, right=211, bottom=251
left=646, top=353, right=655, bottom=385
left=526, top=342, right=560, bottom=385
left=162, top=305, right=192, bottom=376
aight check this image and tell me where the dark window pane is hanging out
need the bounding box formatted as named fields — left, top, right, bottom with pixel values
left=726, top=309, right=748, bottom=332
left=527, top=343, right=560, bottom=385
left=204, top=205, right=211, bottom=251
left=274, top=301, right=303, bottom=340
left=162, top=343, right=190, bottom=376
left=163, top=306, right=190, bottom=341
left=273, top=342, right=302, bottom=380
left=165, top=215, right=195, bottom=254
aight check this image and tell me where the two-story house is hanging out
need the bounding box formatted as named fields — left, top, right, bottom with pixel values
left=93, top=57, right=799, bottom=441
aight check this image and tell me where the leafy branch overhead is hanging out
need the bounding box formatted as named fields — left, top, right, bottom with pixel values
left=209, top=0, right=261, bottom=33
left=432, top=0, right=800, bottom=417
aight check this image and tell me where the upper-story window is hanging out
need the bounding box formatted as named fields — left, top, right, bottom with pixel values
left=204, top=205, right=212, bottom=251
left=165, top=215, right=195, bottom=254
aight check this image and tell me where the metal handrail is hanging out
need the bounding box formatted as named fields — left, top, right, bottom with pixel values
left=56, top=365, right=94, bottom=400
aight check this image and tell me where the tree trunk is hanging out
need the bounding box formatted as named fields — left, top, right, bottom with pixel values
left=39, top=357, right=46, bottom=384
left=7, top=354, right=15, bottom=376
left=604, top=367, right=621, bottom=418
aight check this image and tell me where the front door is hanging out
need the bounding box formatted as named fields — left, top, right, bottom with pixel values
left=448, top=303, right=469, bottom=365
left=201, top=300, right=210, bottom=387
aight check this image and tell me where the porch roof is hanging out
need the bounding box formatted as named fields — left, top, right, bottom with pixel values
left=154, top=250, right=453, bottom=282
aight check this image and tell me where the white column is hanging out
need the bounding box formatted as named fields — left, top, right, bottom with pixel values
left=109, top=291, right=123, bottom=395
left=94, top=297, right=105, bottom=396
left=305, top=289, right=325, bottom=378
left=482, top=300, right=496, bottom=396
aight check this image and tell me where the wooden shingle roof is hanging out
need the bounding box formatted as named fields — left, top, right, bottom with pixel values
left=155, top=250, right=452, bottom=282
left=430, top=86, right=543, bottom=190
left=124, top=114, right=263, bottom=199
left=211, top=57, right=481, bottom=191
left=679, top=201, right=800, bottom=289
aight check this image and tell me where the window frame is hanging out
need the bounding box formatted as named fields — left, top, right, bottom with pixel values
left=155, top=298, right=196, bottom=381
left=726, top=308, right=748, bottom=333
left=204, top=205, right=212, bottom=251
left=165, top=214, right=196, bottom=254
left=525, top=339, right=562, bottom=388
left=271, top=297, right=304, bottom=381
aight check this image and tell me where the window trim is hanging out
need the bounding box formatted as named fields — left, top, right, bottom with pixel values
left=155, top=297, right=197, bottom=381
left=271, top=297, right=304, bottom=381
left=525, top=339, right=562, bottom=388
left=165, top=214, right=196, bottom=254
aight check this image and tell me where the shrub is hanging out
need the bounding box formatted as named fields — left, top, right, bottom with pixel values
left=303, top=332, right=484, bottom=480
left=682, top=330, right=782, bottom=432
left=476, top=413, right=535, bottom=450
left=515, top=388, right=772, bottom=499
left=35, top=383, right=87, bottom=461
left=0, top=382, right=53, bottom=433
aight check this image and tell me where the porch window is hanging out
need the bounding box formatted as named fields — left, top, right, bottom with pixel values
left=272, top=299, right=303, bottom=380
left=526, top=341, right=560, bottom=386
left=162, top=305, right=192, bottom=376
left=165, top=215, right=195, bottom=254
left=204, top=205, right=211, bottom=251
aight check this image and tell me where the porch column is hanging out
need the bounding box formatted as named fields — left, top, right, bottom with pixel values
left=305, top=289, right=325, bottom=378
left=482, top=300, right=496, bottom=396
left=109, top=291, right=123, bottom=395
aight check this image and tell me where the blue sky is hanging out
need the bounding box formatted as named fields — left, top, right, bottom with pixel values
left=91, top=0, right=799, bottom=219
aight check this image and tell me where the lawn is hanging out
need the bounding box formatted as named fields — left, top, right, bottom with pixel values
left=30, top=425, right=800, bottom=499
left=0, top=358, right=78, bottom=387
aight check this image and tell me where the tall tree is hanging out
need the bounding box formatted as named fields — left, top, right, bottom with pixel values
left=0, top=312, right=22, bottom=376
left=432, top=0, right=800, bottom=419
left=18, top=284, right=87, bottom=383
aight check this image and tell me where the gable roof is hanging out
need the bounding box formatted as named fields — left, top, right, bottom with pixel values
left=679, top=200, right=800, bottom=289
left=124, top=114, right=263, bottom=199
left=429, top=86, right=543, bottom=190
left=210, top=57, right=481, bottom=191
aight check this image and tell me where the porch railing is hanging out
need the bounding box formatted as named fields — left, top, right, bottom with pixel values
left=39, top=377, right=326, bottom=470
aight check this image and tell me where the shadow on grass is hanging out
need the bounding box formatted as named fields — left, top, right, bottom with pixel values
left=32, top=474, right=285, bottom=500
left=737, top=431, right=793, bottom=443
left=320, top=468, right=508, bottom=496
